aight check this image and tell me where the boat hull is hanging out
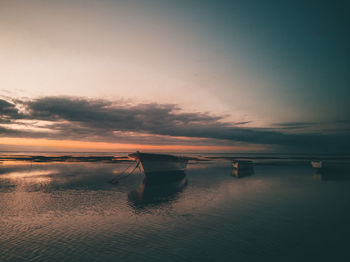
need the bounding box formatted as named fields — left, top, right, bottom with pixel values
left=311, top=161, right=323, bottom=169
left=129, top=152, right=188, bottom=180
left=232, top=160, right=254, bottom=170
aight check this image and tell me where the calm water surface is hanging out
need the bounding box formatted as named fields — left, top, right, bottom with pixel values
left=1, top=159, right=350, bottom=261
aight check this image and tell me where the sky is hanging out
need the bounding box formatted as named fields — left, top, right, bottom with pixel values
left=0, top=0, right=349, bottom=153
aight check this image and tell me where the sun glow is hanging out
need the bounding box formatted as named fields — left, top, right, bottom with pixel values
left=0, top=137, right=263, bottom=152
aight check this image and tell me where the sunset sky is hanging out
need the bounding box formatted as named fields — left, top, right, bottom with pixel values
left=1, top=0, right=349, bottom=153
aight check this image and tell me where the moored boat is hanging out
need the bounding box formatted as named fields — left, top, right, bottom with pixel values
left=232, top=160, right=254, bottom=178
left=128, top=151, right=188, bottom=180
left=311, top=160, right=323, bottom=169
left=232, top=160, right=254, bottom=170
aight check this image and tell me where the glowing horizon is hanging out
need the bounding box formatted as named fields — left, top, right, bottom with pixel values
left=0, top=137, right=265, bottom=153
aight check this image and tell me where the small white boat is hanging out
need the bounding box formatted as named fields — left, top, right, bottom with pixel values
left=128, top=151, right=188, bottom=180
left=311, top=161, right=323, bottom=169
left=232, top=160, right=254, bottom=178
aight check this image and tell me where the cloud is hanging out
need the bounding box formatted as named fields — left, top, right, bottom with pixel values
left=273, top=121, right=317, bottom=129
left=273, top=120, right=350, bottom=134
left=0, top=99, right=20, bottom=123
left=1, top=96, right=350, bottom=152
left=233, top=121, right=251, bottom=126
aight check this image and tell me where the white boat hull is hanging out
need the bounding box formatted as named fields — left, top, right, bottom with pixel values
left=311, top=161, right=323, bottom=169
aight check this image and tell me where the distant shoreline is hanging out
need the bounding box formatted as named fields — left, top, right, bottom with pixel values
left=1, top=153, right=350, bottom=165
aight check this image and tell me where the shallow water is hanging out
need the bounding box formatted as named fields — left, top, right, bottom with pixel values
left=1, top=159, right=350, bottom=262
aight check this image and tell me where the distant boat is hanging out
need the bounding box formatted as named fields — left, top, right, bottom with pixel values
left=311, top=160, right=323, bottom=169
left=232, top=160, right=254, bottom=170
left=128, top=151, right=188, bottom=180
left=232, top=160, right=254, bottom=178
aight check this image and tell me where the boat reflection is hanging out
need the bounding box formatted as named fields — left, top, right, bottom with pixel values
left=231, top=168, right=254, bottom=178
left=128, top=173, right=188, bottom=210
left=312, top=169, right=350, bottom=181
left=311, top=161, right=350, bottom=181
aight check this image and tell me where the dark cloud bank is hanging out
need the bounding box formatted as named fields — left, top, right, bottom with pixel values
left=1, top=96, right=350, bottom=152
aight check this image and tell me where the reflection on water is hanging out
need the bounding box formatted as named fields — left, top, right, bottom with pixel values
left=311, top=160, right=350, bottom=181
left=1, top=160, right=350, bottom=262
left=128, top=176, right=188, bottom=210
left=312, top=169, right=350, bottom=181
left=231, top=168, right=254, bottom=178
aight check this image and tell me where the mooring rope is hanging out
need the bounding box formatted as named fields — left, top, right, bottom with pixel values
left=119, top=160, right=135, bottom=175
left=110, top=161, right=140, bottom=184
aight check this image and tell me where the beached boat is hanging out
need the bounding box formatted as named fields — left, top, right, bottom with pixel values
left=128, top=151, right=188, bottom=180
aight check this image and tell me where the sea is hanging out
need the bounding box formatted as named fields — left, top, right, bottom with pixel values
left=1, top=152, right=350, bottom=262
